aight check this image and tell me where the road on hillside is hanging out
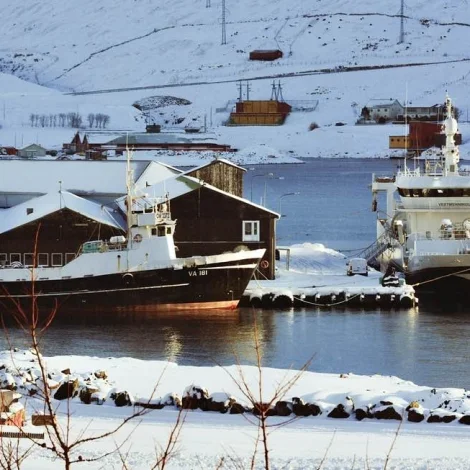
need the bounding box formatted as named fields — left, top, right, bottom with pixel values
left=67, top=57, right=470, bottom=96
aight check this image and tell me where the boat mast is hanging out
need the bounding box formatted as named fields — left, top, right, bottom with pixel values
left=125, top=145, right=134, bottom=244
left=443, top=94, right=459, bottom=175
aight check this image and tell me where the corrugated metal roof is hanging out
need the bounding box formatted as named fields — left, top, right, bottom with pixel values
left=0, top=191, right=126, bottom=235
left=107, top=133, right=217, bottom=145
left=0, top=160, right=172, bottom=197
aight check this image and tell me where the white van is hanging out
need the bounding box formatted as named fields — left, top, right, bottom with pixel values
left=346, top=258, right=368, bottom=276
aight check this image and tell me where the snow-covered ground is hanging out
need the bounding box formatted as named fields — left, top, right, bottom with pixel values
left=2, top=348, right=470, bottom=470
left=1, top=1, right=470, bottom=467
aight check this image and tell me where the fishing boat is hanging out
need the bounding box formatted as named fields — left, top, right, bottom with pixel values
left=0, top=154, right=265, bottom=312
left=370, top=94, right=470, bottom=294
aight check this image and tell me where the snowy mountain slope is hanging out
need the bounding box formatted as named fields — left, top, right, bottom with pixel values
left=2, top=0, right=469, bottom=91
left=0, top=1, right=470, bottom=158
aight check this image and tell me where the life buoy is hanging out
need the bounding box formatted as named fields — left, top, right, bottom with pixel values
left=122, top=273, right=134, bottom=285
left=133, top=234, right=143, bottom=243
left=260, top=260, right=269, bottom=269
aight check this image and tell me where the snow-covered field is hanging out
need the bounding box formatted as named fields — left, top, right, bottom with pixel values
left=3, top=348, right=470, bottom=470
left=1, top=1, right=470, bottom=467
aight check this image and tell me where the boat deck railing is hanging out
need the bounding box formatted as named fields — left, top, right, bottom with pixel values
left=410, top=224, right=470, bottom=242
left=81, top=240, right=127, bottom=254
left=397, top=163, right=470, bottom=178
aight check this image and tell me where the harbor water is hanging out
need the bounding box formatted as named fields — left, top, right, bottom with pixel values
left=2, top=158, right=470, bottom=389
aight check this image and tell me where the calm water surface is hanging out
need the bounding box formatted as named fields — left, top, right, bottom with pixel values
left=2, top=159, right=470, bottom=389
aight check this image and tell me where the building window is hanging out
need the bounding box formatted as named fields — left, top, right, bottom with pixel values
left=52, top=253, right=63, bottom=266
left=24, top=253, right=34, bottom=267
left=38, top=253, right=49, bottom=267
left=242, top=221, right=260, bottom=242
left=10, top=253, right=21, bottom=265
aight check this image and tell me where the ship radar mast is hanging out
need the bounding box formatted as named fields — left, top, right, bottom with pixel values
left=125, top=145, right=135, bottom=244
left=443, top=94, right=460, bottom=175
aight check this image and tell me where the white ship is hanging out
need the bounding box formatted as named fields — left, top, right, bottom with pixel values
left=370, top=94, right=470, bottom=294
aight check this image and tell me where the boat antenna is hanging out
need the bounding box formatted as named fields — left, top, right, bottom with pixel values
left=403, top=85, right=409, bottom=172
left=125, top=138, right=134, bottom=245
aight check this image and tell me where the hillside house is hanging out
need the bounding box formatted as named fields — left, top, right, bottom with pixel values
left=389, top=121, right=462, bottom=154
left=63, top=132, right=90, bottom=153
left=0, top=146, right=17, bottom=156
left=397, top=104, right=445, bottom=122
left=367, top=99, right=403, bottom=122
left=249, top=50, right=283, bottom=61
left=63, top=133, right=235, bottom=154
left=18, top=144, right=47, bottom=158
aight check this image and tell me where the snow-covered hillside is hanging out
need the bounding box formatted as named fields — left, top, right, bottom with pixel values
left=1, top=1, right=470, bottom=158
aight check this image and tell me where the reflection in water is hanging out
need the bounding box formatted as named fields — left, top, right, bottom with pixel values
left=10, top=305, right=470, bottom=388
left=1, top=302, right=470, bottom=389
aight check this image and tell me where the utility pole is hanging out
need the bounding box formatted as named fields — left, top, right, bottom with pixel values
left=270, top=81, right=278, bottom=100
left=221, top=0, right=227, bottom=45
left=237, top=80, right=243, bottom=101
left=277, top=81, right=284, bottom=102
left=398, top=0, right=405, bottom=44
left=245, top=81, right=251, bottom=100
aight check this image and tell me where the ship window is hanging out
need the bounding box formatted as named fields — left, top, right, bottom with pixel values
left=166, top=227, right=172, bottom=234
left=0, top=253, right=6, bottom=266
left=151, top=228, right=157, bottom=236
left=26, top=208, right=33, bottom=215
left=464, top=189, right=470, bottom=197
left=158, top=226, right=165, bottom=237
left=52, top=253, right=63, bottom=266
left=243, top=221, right=260, bottom=242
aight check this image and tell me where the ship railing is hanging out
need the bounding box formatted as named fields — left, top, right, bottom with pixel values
left=359, top=230, right=394, bottom=265
left=411, top=227, right=470, bottom=241
left=81, top=240, right=127, bottom=254
left=397, top=162, right=470, bottom=177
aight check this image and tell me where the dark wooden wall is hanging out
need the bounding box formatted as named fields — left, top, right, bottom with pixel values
left=186, top=161, right=244, bottom=198
left=171, top=187, right=276, bottom=279
left=0, top=209, right=122, bottom=266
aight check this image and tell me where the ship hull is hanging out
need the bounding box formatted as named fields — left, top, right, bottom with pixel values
left=0, top=255, right=262, bottom=313
left=406, top=253, right=470, bottom=296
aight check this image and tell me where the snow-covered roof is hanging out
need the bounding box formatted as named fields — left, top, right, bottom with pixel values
left=367, top=99, right=402, bottom=108
left=135, top=161, right=182, bottom=186
left=116, top=172, right=279, bottom=217
left=183, top=158, right=247, bottom=174
left=0, top=160, right=175, bottom=197
left=107, top=133, right=217, bottom=145
left=0, top=190, right=125, bottom=235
